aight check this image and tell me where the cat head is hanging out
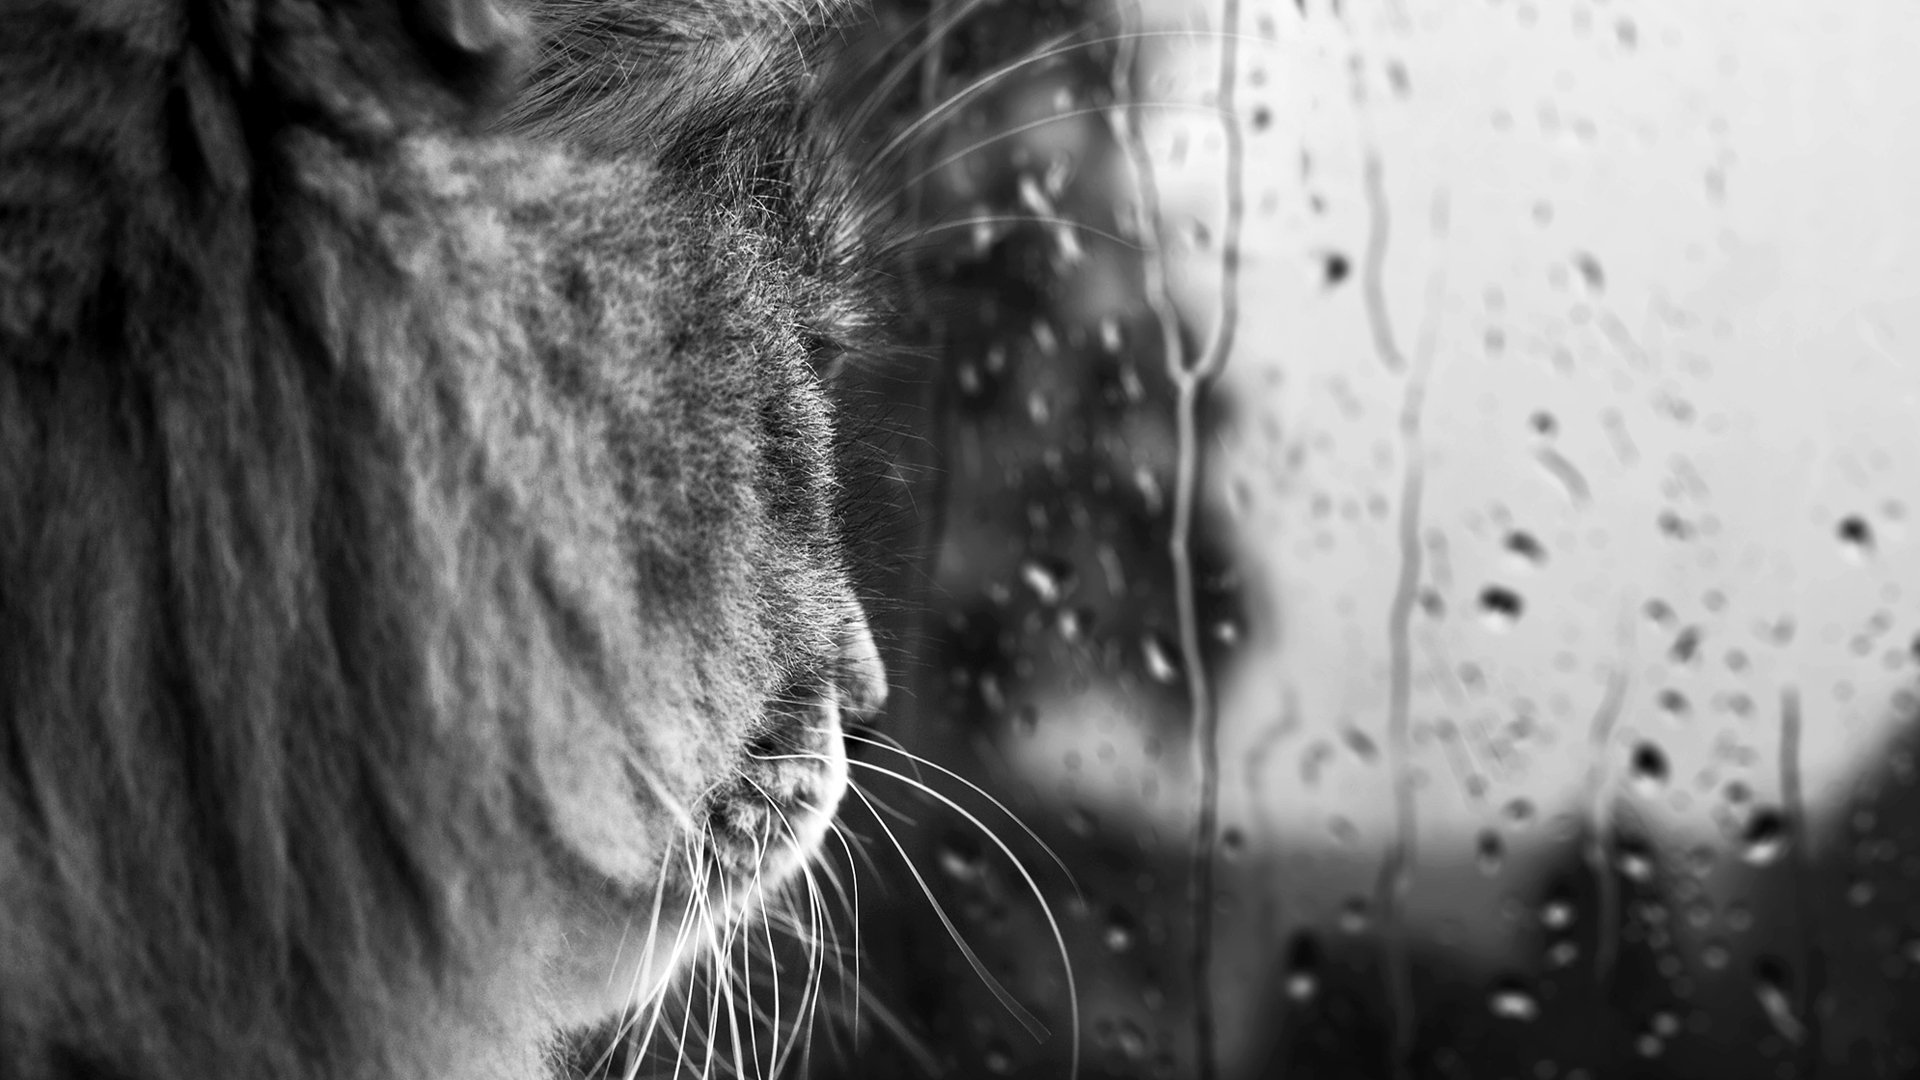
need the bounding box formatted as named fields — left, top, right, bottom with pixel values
left=0, top=0, right=894, bottom=1076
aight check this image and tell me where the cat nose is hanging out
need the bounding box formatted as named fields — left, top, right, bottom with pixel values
left=836, top=611, right=888, bottom=723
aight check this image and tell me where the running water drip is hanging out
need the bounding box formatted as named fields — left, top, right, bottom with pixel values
left=1371, top=279, right=1425, bottom=1080
left=1583, top=665, right=1630, bottom=995
left=1368, top=175, right=1452, bottom=1080
left=1779, top=687, right=1824, bottom=1077
left=1111, top=0, right=1244, bottom=1074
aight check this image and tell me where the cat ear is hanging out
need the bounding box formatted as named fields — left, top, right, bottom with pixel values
left=415, top=0, right=522, bottom=58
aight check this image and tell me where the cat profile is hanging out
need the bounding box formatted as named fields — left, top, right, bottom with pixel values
left=0, top=1, right=886, bottom=1077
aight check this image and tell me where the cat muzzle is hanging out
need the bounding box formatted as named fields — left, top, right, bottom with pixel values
left=709, top=612, right=885, bottom=886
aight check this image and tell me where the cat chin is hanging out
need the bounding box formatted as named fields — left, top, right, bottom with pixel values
left=703, top=687, right=852, bottom=889
left=745, top=690, right=852, bottom=885
left=539, top=699, right=851, bottom=1028
left=542, top=905, right=699, bottom=1030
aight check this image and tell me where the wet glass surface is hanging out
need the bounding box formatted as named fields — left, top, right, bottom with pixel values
left=820, top=2, right=1920, bottom=1077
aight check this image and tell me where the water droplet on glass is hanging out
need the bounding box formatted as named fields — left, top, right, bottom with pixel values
left=1630, top=741, right=1670, bottom=794
left=1029, top=319, right=1059, bottom=356
left=1476, top=829, right=1506, bottom=874
left=1669, top=625, right=1702, bottom=663
left=957, top=361, right=985, bottom=398
left=1025, top=388, right=1053, bottom=424
left=977, top=673, right=1007, bottom=716
left=1284, top=972, right=1317, bottom=1002
left=1065, top=805, right=1097, bottom=837
left=1104, top=907, right=1137, bottom=954
left=1319, top=250, right=1351, bottom=287
left=1141, top=632, right=1182, bottom=684
left=1133, top=466, right=1164, bottom=515
left=1284, top=932, right=1321, bottom=1002
left=937, top=840, right=985, bottom=882
left=1573, top=251, right=1606, bottom=290
left=1541, top=899, right=1575, bottom=930
left=1221, top=827, right=1247, bottom=860
left=1337, top=897, right=1370, bottom=934
left=1020, top=557, right=1073, bottom=606
left=1489, top=982, right=1540, bottom=1021
left=1741, top=808, right=1788, bottom=866
left=1838, top=514, right=1875, bottom=559
left=1479, top=585, right=1525, bottom=630
left=1753, top=957, right=1807, bottom=1043
left=1616, top=837, right=1657, bottom=882
left=1505, top=530, right=1547, bottom=567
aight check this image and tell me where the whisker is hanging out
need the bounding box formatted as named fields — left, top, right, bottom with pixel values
left=765, top=747, right=1083, bottom=1075
left=818, top=820, right=868, bottom=925
left=739, top=775, right=797, bottom=1076
left=594, top=847, right=679, bottom=1077
left=901, top=101, right=1233, bottom=191
left=840, top=781, right=1052, bottom=1043
left=840, top=730, right=1081, bottom=893
left=680, top=833, right=720, bottom=1080
left=847, top=760, right=1080, bottom=1076
left=768, top=853, right=832, bottom=1078
left=862, top=26, right=1089, bottom=175
left=850, top=25, right=1278, bottom=197
left=889, top=214, right=1147, bottom=254
left=841, top=0, right=1012, bottom=136
left=841, top=726, right=928, bottom=786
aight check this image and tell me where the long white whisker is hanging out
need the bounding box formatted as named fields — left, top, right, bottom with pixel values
left=865, top=28, right=1272, bottom=175
left=865, top=27, right=1089, bottom=171
left=902, top=101, right=1233, bottom=191
left=594, top=846, right=677, bottom=1077
left=773, top=748, right=1082, bottom=1075
left=679, top=836, right=718, bottom=1080
left=840, top=781, right=1051, bottom=1042
left=629, top=901, right=704, bottom=1072
left=892, top=214, right=1146, bottom=253
left=840, top=730, right=1081, bottom=893
left=841, top=0, right=1014, bottom=136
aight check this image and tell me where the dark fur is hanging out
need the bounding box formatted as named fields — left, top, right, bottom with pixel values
left=0, top=2, right=885, bottom=1078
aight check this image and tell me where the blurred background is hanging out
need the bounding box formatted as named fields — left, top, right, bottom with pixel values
left=811, top=1, right=1920, bottom=1077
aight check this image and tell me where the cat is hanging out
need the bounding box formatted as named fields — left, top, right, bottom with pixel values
left=0, top=1, right=890, bottom=1077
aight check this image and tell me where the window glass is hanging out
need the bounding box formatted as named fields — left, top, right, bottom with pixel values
left=829, top=3, right=1920, bottom=1078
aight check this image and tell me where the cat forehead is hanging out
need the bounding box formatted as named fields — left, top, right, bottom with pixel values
left=410, top=0, right=857, bottom=94
left=523, top=0, right=856, bottom=35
